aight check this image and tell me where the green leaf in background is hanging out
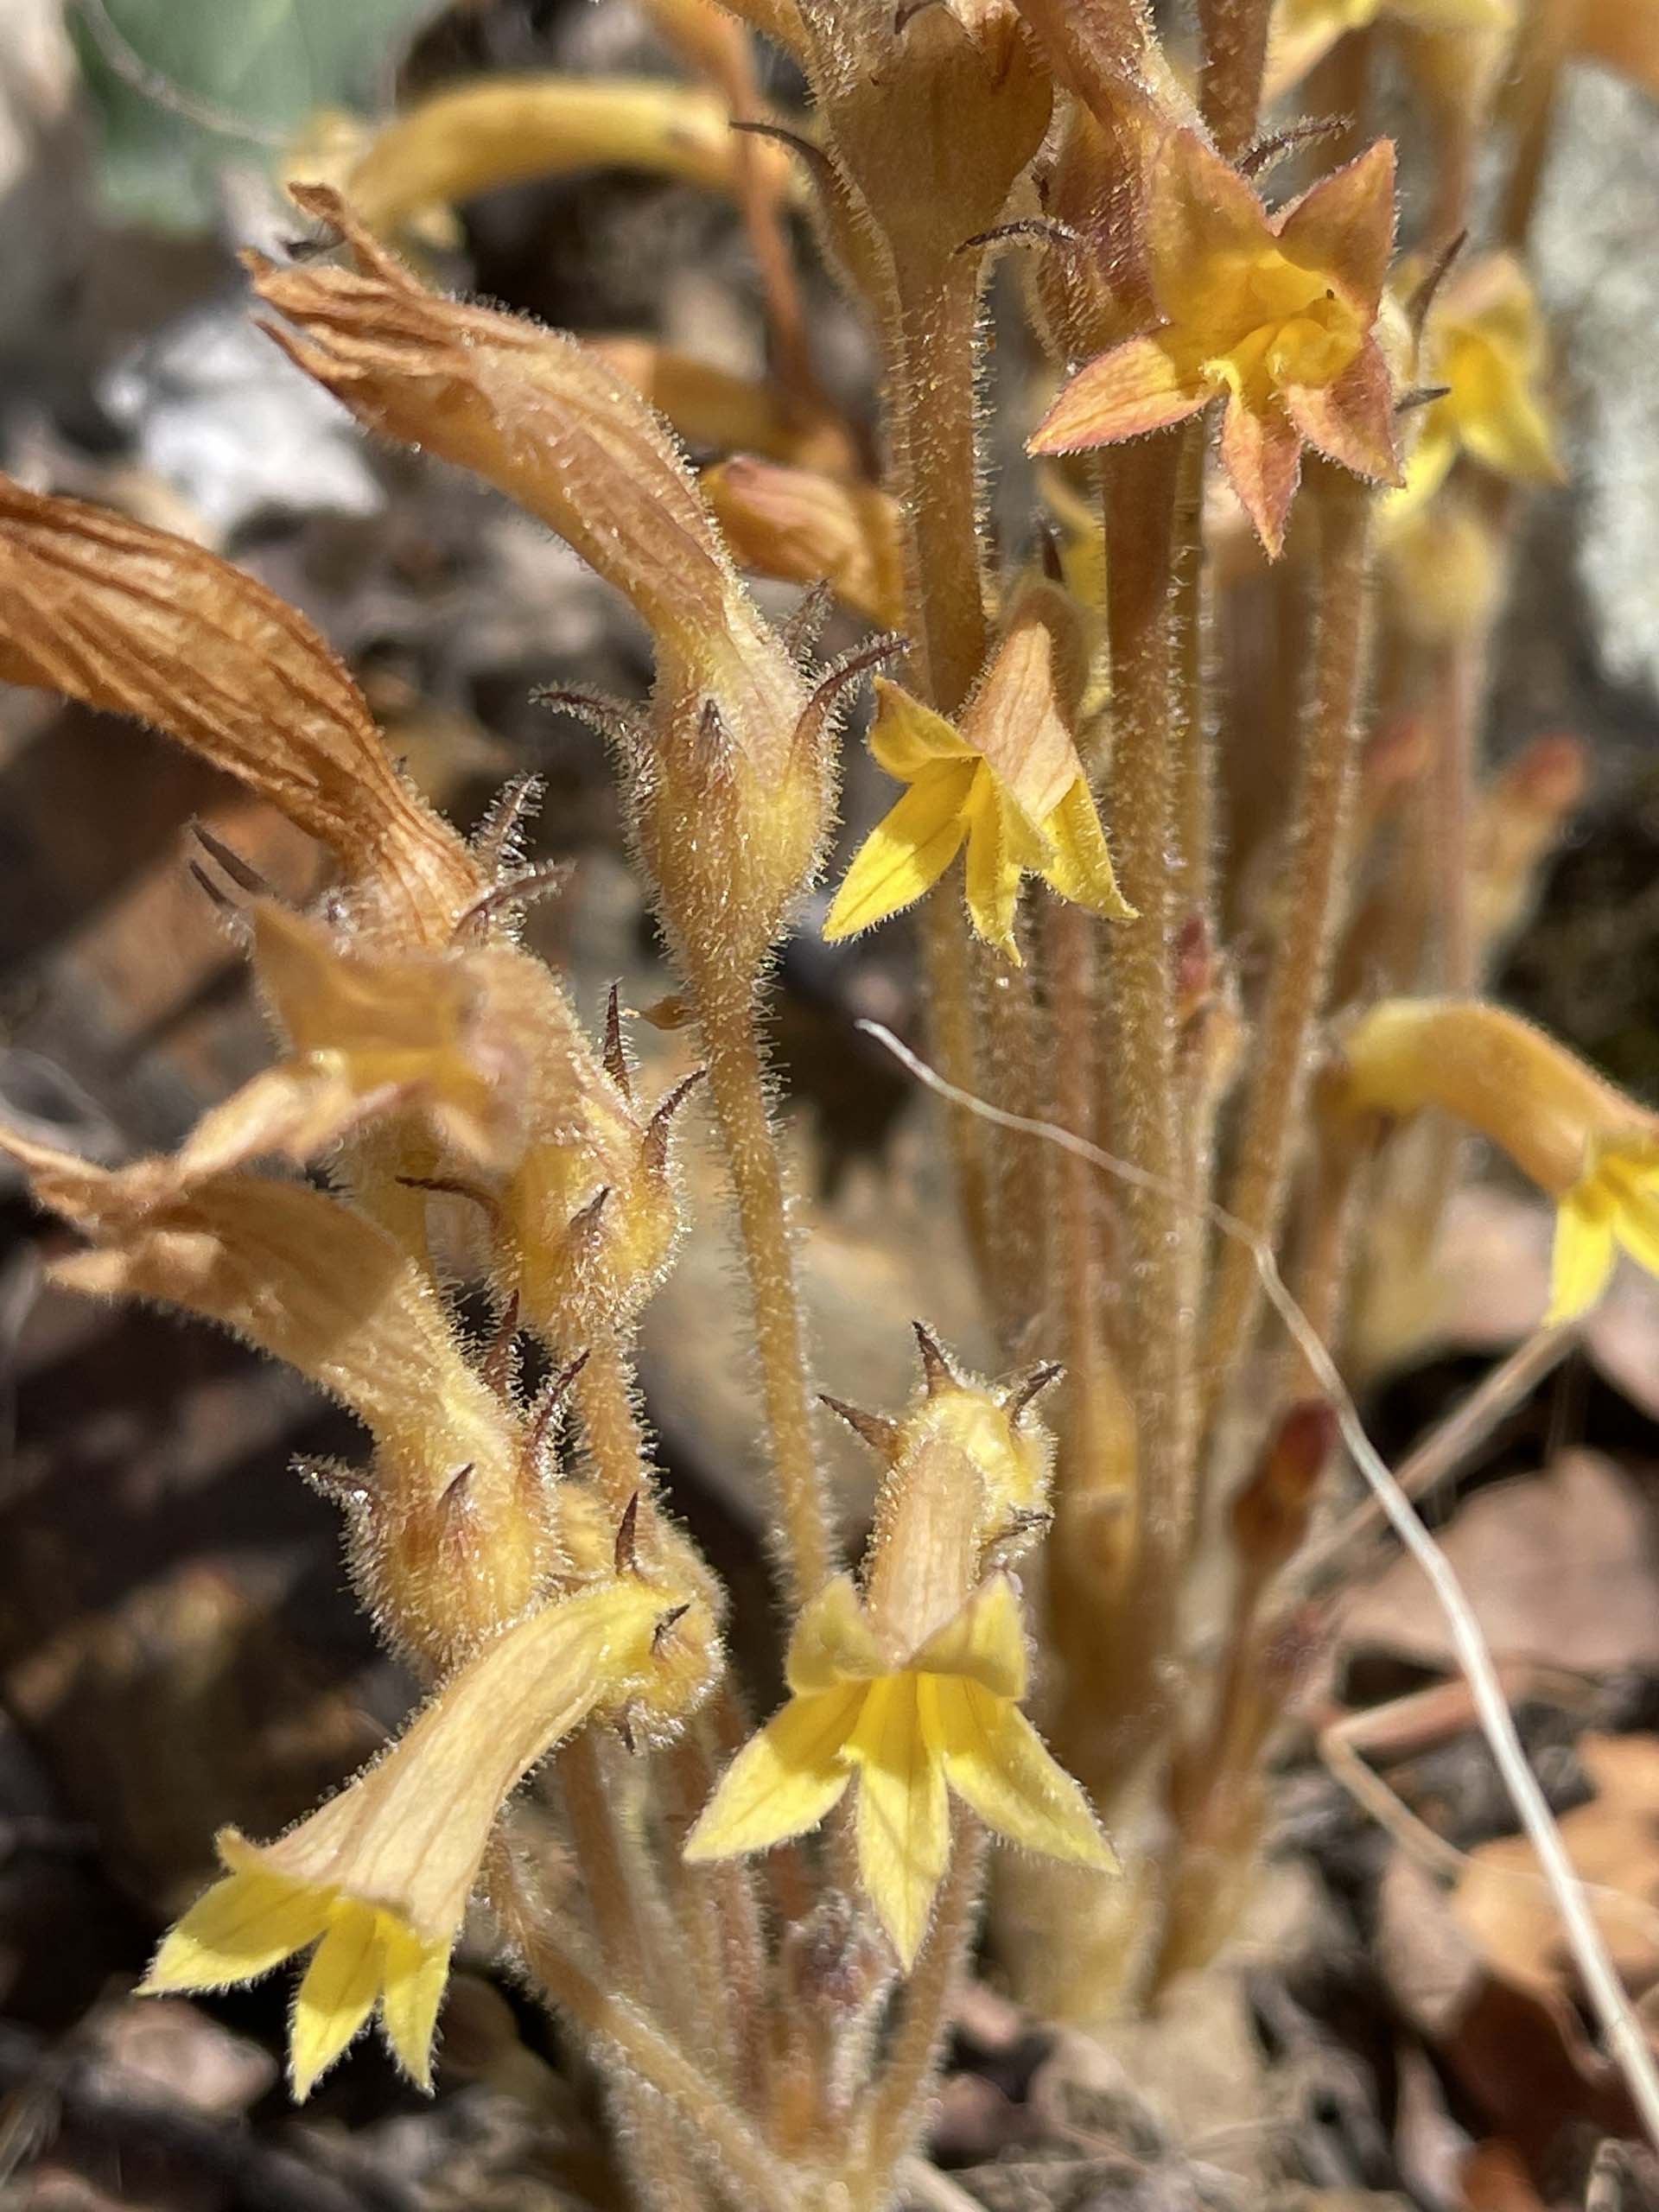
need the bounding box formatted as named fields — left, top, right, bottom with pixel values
left=72, top=0, right=444, bottom=232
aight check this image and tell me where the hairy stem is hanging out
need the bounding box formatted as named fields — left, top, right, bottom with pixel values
left=1043, top=899, right=1139, bottom=1771
left=1103, top=432, right=1197, bottom=1582
left=854, top=1817, right=988, bottom=2204
left=1201, top=475, right=1374, bottom=1454
left=575, top=1329, right=655, bottom=1518
left=884, top=264, right=989, bottom=717
left=662, top=1724, right=770, bottom=2102
left=1173, top=424, right=1215, bottom=941
left=1198, top=0, right=1272, bottom=158
left=698, top=982, right=833, bottom=1608
left=979, top=935, right=1047, bottom=1354
left=489, top=1842, right=801, bottom=2212
left=884, top=257, right=995, bottom=1264
left=1499, top=0, right=1574, bottom=251
left=557, top=1729, right=658, bottom=1995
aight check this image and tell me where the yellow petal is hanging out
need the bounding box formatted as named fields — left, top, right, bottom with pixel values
left=1029, top=334, right=1208, bottom=456
left=1457, top=365, right=1563, bottom=487
left=785, top=1574, right=886, bottom=1695
left=1547, top=1186, right=1618, bottom=1324
left=1388, top=416, right=1459, bottom=518
left=823, top=766, right=976, bottom=942
left=290, top=1908, right=384, bottom=2101
left=140, top=1857, right=332, bottom=1994
left=965, top=595, right=1090, bottom=823
left=848, top=1675, right=950, bottom=1970
left=1039, top=779, right=1136, bottom=923
left=924, top=1677, right=1117, bottom=1871
left=1609, top=1163, right=1659, bottom=1281
left=378, top=1921, right=450, bottom=2092
left=911, top=1576, right=1027, bottom=1700
left=963, top=777, right=1029, bottom=963
left=683, top=1687, right=863, bottom=1859
left=868, top=679, right=978, bottom=784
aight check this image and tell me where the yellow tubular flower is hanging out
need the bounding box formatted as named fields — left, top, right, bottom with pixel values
left=824, top=587, right=1133, bottom=962
left=143, top=1578, right=701, bottom=2098
left=1335, top=998, right=1659, bottom=1325
left=685, top=1574, right=1113, bottom=1969
left=1030, top=135, right=1402, bottom=557
left=1263, top=0, right=1510, bottom=101
left=1389, top=254, right=1564, bottom=518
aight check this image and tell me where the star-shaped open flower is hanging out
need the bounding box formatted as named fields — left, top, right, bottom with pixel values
left=823, top=590, right=1133, bottom=961
left=143, top=1579, right=690, bottom=2097
left=1262, top=0, right=1511, bottom=102
left=684, top=1573, right=1113, bottom=1968
left=1550, top=1137, right=1659, bottom=1325
left=1389, top=252, right=1563, bottom=518
left=1031, top=133, right=1402, bottom=556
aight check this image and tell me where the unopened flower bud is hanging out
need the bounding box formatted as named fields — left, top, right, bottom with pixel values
left=1229, top=1401, right=1338, bottom=1573
left=690, top=1325, right=1108, bottom=1968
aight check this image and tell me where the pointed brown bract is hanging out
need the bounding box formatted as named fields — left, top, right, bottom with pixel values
left=0, top=475, right=482, bottom=942
left=1031, top=136, right=1402, bottom=555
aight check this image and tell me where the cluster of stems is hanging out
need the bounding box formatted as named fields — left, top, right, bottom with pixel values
left=0, top=0, right=1641, bottom=2197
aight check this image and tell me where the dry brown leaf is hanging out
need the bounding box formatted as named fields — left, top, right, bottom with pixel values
left=1458, top=2139, right=1552, bottom=2212
left=1452, top=1734, right=1659, bottom=2013
left=1377, top=1854, right=1635, bottom=2162
left=1339, top=1450, right=1659, bottom=1678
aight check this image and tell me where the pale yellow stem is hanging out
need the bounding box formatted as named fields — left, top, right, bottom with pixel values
left=978, top=934, right=1047, bottom=1353
left=575, top=1329, right=655, bottom=1519
left=698, top=982, right=833, bottom=1609
left=883, top=258, right=995, bottom=1262
left=488, top=1841, right=801, bottom=2212
left=852, top=1815, right=988, bottom=2206
left=1202, top=477, right=1374, bottom=1456
left=1102, top=433, right=1197, bottom=1575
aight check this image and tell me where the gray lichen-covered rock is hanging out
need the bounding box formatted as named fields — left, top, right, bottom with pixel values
left=1533, top=69, right=1659, bottom=704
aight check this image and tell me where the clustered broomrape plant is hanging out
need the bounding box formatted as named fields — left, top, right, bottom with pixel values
left=0, top=0, right=1649, bottom=2195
